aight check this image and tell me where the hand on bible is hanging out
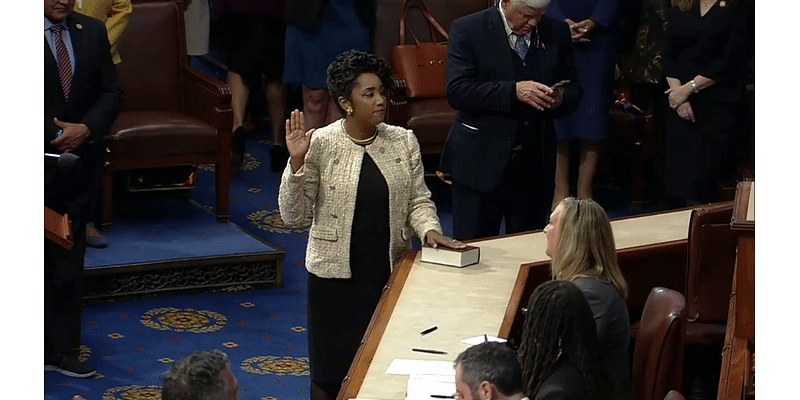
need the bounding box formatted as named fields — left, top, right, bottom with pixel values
left=425, top=230, right=467, bottom=249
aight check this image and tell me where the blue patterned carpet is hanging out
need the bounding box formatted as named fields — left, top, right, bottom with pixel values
left=45, top=132, right=319, bottom=400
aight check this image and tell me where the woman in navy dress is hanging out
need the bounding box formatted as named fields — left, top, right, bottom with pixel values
left=284, top=0, right=374, bottom=130
left=546, top=0, right=620, bottom=207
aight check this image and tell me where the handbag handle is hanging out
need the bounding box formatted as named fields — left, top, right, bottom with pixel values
left=399, top=0, right=450, bottom=45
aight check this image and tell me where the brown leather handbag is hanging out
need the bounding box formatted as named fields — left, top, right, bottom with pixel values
left=391, top=0, right=450, bottom=99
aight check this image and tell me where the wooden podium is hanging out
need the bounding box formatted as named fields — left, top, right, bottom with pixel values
left=717, top=181, right=755, bottom=400
left=45, top=206, right=73, bottom=250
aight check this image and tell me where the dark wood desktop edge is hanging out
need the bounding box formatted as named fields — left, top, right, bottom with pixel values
left=339, top=236, right=485, bottom=400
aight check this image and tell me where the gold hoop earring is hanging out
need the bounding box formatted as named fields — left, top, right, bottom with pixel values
left=345, top=106, right=353, bottom=116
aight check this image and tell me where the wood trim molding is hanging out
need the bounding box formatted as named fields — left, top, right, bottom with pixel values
left=731, top=181, right=755, bottom=231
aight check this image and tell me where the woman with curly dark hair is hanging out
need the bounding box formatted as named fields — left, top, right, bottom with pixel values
left=278, top=49, right=465, bottom=400
left=518, top=280, right=611, bottom=400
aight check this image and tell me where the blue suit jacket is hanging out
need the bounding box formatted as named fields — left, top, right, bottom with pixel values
left=439, top=7, right=581, bottom=193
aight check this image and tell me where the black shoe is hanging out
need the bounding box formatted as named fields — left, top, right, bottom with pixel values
left=270, top=145, right=288, bottom=172
left=45, top=353, right=97, bottom=378
left=231, top=126, right=247, bottom=168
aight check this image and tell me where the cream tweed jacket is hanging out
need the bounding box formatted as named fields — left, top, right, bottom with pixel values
left=279, top=120, right=443, bottom=279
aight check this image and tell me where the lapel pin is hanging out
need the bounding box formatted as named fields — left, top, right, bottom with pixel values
left=719, top=1, right=726, bottom=7
left=76, top=23, right=83, bottom=30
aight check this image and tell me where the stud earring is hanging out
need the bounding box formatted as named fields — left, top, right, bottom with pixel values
left=346, top=106, right=353, bottom=116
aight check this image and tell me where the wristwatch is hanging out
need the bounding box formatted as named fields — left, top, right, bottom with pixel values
left=690, top=80, right=700, bottom=94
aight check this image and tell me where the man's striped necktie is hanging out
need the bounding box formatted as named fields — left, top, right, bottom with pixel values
left=52, top=24, right=73, bottom=101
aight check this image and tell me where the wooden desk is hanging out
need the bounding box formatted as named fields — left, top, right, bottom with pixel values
left=718, top=181, right=755, bottom=400
left=339, top=208, right=692, bottom=400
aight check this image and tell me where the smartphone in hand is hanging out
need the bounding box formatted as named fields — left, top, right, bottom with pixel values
left=550, top=80, right=570, bottom=90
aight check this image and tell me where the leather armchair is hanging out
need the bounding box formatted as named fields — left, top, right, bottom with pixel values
left=373, top=0, right=494, bottom=159
left=632, top=287, right=686, bottom=400
left=684, top=201, right=737, bottom=347
left=101, top=0, right=232, bottom=227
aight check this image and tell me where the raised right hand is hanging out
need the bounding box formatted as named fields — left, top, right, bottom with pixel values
left=285, top=109, right=316, bottom=172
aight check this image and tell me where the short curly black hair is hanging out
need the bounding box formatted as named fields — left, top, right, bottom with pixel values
left=326, top=49, right=393, bottom=115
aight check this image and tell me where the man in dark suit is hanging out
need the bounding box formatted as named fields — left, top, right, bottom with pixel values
left=44, top=0, right=121, bottom=378
left=440, top=0, right=582, bottom=240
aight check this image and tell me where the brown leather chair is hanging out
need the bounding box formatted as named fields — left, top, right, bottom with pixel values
left=101, top=0, right=232, bottom=227
left=632, top=287, right=686, bottom=400
left=683, top=201, right=737, bottom=347
left=373, top=0, right=494, bottom=159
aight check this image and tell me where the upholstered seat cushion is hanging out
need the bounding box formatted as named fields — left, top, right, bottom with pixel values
left=406, top=97, right=455, bottom=153
left=110, top=110, right=218, bottom=157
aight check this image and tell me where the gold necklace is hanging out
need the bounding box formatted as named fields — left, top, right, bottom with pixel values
left=342, top=120, right=377, bottom=146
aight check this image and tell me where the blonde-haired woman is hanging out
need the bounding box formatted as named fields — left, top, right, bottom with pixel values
left=543, top=197, right=632, bottom=400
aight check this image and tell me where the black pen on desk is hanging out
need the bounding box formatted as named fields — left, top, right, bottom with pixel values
left=420, top=325, right=438, bottom=336
left=431, top=395, right=454, bottom=399
left=412, top=347, right=447, bottom=355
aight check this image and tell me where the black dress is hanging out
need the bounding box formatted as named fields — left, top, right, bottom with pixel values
left=662, top=0, right=752, bottom=203
left=307, top=152, right=391, bottom=385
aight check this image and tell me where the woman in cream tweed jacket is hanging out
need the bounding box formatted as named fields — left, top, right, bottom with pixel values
left=279, top=119, right=450, bottom=278
left=278, top=50, right=464, bottom=399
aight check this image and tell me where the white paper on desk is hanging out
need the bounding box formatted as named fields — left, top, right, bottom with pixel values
left=386, top=359, right=454, bottom=375
left=461, top=335, right=507, bottom=345
left=406, top=373, right=456, bottom=400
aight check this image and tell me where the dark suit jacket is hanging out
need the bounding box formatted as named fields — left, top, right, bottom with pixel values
left=573, top=277, right=633, bottom=400
left=439, top=7, right=581, bottom=193
left=44, top=12, right=121, bottom=206
left=533, top=359, right=588, bottom=400
left=44, top=12, right=121, bottom=155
